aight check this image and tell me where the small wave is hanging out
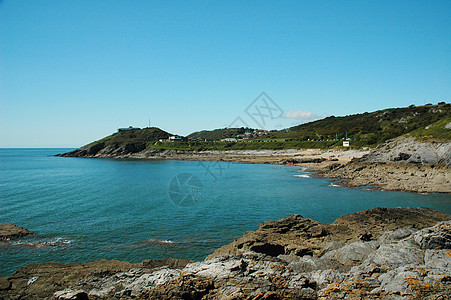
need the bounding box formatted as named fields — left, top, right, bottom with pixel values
left=43, top=238, right=72, bottom=246
left=3, top=237, right=72, bottom=248
left=147, top=238, right=175, bottom=245
left=329, top=183, right=340, bottom=187
left=293, top=174, right=310, bottom=178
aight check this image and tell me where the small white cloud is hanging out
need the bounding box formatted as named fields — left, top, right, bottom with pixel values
left=284, top=110, right=320, bottom=121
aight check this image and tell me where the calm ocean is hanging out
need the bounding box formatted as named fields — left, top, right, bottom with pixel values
left=0, top=148, right=450, bottom=277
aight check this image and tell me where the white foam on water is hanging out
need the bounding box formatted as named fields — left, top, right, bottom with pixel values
left=148, top=238, right=175, bottom=245
left=293, top=174, right=310, bottom=178
left=7, top=237, right=72, bottom=247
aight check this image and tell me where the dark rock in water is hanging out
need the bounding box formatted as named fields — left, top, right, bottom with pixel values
left=0, top=223, right=34, bottom=241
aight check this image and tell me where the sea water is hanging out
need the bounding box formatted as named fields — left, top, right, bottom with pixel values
left=0, top=148, right=450, bottom=277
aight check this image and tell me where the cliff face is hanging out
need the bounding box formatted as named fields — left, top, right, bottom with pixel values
left=318, top=137, right=451, bottom=193
left=1, top=207, right=450, bottom=300
left=358, top=137, right=451, bottom=167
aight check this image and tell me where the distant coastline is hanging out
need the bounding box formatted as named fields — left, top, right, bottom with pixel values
left=57, top=136, right=451, bottom=193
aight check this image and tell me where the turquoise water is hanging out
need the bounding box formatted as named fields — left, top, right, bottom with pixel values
left=0, top=148, right=450, bottom=277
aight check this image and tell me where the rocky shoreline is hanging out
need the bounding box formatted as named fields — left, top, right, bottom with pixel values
left=316, top=138, right=451, bottom=193
left=1, top=207, right=451, bottom=299
left=57, top=137, right=450, bottom=193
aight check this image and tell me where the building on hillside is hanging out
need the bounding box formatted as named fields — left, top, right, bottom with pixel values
left=169, top=135, right=183, bottom=142
left=159, top=135, right=184, bottom=142
left=343, top=141, right=350, bottom=147
left=118, top=126, right=140, bottom=132
left=221, top=138, right=238, bottom=142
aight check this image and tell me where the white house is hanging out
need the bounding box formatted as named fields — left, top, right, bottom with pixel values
left=343, top=141, right=350, bottom=147
left=169, top=135, right=183, bottom=142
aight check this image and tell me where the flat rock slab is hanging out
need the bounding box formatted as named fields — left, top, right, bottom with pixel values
left=0, top=223, right=34, bottom=241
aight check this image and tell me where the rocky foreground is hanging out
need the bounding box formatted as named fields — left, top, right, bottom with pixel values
left=1, top=207, right=451, bottom=299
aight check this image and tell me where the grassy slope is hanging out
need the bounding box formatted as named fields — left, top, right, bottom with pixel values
left=87, top=127, right=171, bottom=147
left=82, top=104, right=450, bottom=152
left=269, top=103, right=451, bottom=144
left=187, top=103, right=450, bottom=148
left=406, top=116, right=451, bottom=142
left=187, top=128, right=255, bottom=140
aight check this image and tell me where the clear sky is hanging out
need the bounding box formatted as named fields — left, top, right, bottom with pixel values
left=1, top=0, right=450, bottom=147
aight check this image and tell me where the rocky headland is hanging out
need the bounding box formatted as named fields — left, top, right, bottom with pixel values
left=317, top=137, right=451, bottom=193
left=1, top=207, right=451, bottom=299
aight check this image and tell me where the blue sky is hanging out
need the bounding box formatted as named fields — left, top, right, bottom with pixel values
left=1, top=0, right=450, bottom=147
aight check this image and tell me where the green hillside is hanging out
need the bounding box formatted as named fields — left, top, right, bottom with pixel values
left=88, top=127, right=171, bottom=148
left=406, top=116, right=451, bottom=142
left=274, top=103, right=450, bottom=145
left=187, top=127, right=254, bottom=140
left=188, top=103, right=450, bottom=146
left=69, top=103, right=450, bottom=156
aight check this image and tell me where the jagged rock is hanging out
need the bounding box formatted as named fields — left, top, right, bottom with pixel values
left=280, top=255, right=330, bottom=273
left=332, top=207, right=451, bottom=238
left=142, top=258, right=193, bottom=269
left=358, top=241, right=424, bottom=269
left=206, top=214, right=338, bottom=259
left=318, top=241, right=344, bottom=256
left=378, top=227, right=417, bottom=244
left=208, top=207, right=450, bottom=260
left=120, top=268, right=181, bottom=297
left=412, top=221, right=451, bottom=249
left=424, top=249, right=451, bottom=272
left=318, top=137, right=451, bottom=192
left=307, top=269, right=346, bottom=289
left=322, top=241, right=379, bottom=266
left=0, top=223, right=34, bottom=241
left=137, top=274, right=216, bottom=300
